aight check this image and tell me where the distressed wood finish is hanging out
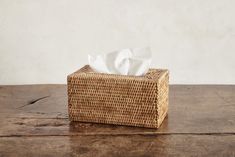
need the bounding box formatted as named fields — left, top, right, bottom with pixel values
left=0, top=85, right=235, bottom=156
left=1, top=135, right=235, bottom=157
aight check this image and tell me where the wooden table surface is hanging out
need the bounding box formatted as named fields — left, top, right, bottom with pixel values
left=0, top=85, right=234, bottom=157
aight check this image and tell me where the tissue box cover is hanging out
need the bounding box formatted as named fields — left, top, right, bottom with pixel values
left=67, top=65, right=169, bottom=128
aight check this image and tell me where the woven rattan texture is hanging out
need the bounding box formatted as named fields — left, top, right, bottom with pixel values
left=68, top=65, right=169, bottom=128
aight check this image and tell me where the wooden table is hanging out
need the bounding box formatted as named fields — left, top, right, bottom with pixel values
left=0, top=85, right=234, bottom=157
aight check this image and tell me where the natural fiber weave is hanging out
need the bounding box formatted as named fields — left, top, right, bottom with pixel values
left=67, top=65, right=169, bottom=128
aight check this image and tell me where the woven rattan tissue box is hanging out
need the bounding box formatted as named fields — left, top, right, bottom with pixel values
left=67, top=65, right=169, bottom=128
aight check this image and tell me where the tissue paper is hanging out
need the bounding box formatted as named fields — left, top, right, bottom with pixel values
left=88, top=47, right=152, bottom=76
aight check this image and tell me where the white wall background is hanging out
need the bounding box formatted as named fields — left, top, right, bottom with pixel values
left=0, top=0, right=235, bottom=85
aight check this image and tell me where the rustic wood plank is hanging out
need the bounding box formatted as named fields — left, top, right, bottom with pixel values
left=0, top=135, right=234, bottom=157
left=0, top=85, right=234, bottom=136
left=0, top=85, right=234, bottom=157
left=0, top=85, right=67, bottom=118
left=0, top=85, right=235, bottom=136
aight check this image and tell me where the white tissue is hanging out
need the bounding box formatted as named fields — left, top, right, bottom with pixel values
left=88, top=47, right=152, bottom=76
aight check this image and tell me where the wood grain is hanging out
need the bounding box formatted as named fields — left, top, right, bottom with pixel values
left=0, top=85, right=234, bottom=156
left=0, top=135, right=234, bottom=157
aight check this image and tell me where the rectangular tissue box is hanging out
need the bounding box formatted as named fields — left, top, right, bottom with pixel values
left=67, top=65, right=169, bottom=128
